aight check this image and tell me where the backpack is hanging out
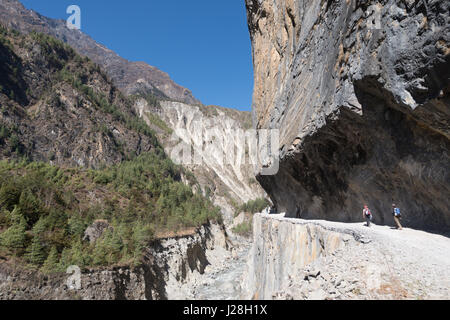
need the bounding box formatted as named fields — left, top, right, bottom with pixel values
left=394, top=208, right=401, bottom=217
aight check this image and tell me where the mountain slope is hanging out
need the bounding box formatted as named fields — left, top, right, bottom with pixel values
left=0, top=27, right=157, bottom=167
left=0, top=0, right=201, bottom=105
left=0, top=26, right=222, bottom=273
left=0, top=0, right=267, bottom=221
left=136, top=99, right=267, bottom=223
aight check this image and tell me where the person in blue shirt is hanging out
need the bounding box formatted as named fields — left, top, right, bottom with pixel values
left=392, top=203, right=403, bottom=230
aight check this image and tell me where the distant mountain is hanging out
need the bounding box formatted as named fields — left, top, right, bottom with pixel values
left=0, top=0, right=267, bottom=220
left=0, top=0, right=201, bottom=105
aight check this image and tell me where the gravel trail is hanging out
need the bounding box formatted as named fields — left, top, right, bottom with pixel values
left=267, top=213, right=450, bottom=300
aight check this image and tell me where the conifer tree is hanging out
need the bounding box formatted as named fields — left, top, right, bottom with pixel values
left=41, top=246, right=59, bottom=273
left=18, top=188, right=41, bottom=225
left=32, top=215, right=48, bottom=238
left=92, top=240, right=108, bottom=266
left=26, top=236, right=46, bottom=265
left=70, top=238, right=91, bottom=267
left=58, top=247, right=72, bottom=272
left=0, top=207, right=27, bottom=255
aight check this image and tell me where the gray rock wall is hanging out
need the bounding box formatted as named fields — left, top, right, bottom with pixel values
left=242, top=213, right=351, bottom=299
left=246, top=0, right=450, bottom=231
left=243, top=213, right=450, bottom=300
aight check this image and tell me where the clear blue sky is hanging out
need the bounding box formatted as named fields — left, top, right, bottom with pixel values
left=20, top=0, right=254, bottom=111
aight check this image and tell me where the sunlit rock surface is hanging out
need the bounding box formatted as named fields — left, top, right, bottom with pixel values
left=246, top=0, right=450, bottom=231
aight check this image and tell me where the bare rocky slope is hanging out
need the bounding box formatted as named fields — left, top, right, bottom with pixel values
left=134, top=98, right=267, bottom=224
left=246, top=0, right=450, bottom=231
left=0, top=0, right=200, bottom=105
left=0, top=27, right=157, bottom=167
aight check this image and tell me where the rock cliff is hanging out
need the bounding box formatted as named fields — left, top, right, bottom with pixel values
left=246, top=0, right=450, bottom=231
left=242, top=213, right=349, bottom=299
left=0, top=222, right=230, bottom=300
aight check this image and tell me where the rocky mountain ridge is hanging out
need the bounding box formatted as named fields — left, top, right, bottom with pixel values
left=0, top=27, right=157, bottom=167
left=0, top=0, right=200, bottom=105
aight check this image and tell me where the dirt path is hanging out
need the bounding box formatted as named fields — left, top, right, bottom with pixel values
left=266, top=214, right=450, bottom=300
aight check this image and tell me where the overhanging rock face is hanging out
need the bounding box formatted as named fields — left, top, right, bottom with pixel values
left=246, top=0, right=450, bottom=230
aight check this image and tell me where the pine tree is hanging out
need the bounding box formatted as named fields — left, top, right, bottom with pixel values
left=92, top=240, right=108, bottom=266
left=0, top=183, right=20, bottom=212
left=70, top=238, right=91, bottom=267
left=104, top=229, right=123, bottom=260
left=32, top=216, right=48, bottom=237
left=0, top=208, right=10, bottom=227
left=0, top=207, right=27, bottom=255
left=26, top=236, right=46, bottom=265
left=18, top=189, right=41, bottom=226
left=58, top=247, right=72, bottom=272
left=132, top=224, right=152, bottom=264
left=41, top=246, right=59, bottom=274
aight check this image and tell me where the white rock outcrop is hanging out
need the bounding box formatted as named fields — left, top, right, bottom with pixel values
left=136, top=99, right=267, bottom=224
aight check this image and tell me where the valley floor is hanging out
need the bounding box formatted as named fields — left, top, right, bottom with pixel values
left=191, top=236, right=251, bottom=300
left=170, top=234, right=252, bottom=300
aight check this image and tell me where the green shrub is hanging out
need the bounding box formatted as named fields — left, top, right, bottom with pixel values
left=232, top=221, right=252, bottom=237
left=145, top=112, right=173, bottom=135
left=237, top=198, right=270, bottom=216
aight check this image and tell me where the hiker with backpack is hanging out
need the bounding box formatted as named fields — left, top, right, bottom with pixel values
left=392, top=203, right=403, bottom=230
left=363, top=205, right=373, bottom=227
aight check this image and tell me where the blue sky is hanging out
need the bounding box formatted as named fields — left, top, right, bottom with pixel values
left=20, top=0, right=254, bottom=111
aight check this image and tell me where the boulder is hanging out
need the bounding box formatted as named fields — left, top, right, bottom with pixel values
left=83, top=220, right=112, bottom=244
